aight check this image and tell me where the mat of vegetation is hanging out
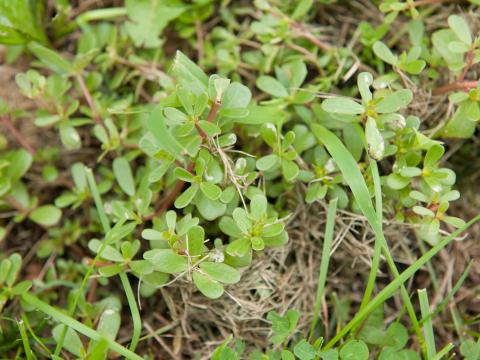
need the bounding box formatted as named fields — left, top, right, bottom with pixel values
left=1, top=0, right=480, bottom=359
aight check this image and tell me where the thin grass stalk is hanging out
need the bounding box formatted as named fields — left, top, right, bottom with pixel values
left=309, top=198, right=338, bottom=341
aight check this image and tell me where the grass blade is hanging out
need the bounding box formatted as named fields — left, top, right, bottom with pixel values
left=419, top=288, right=436, bottom=358
left=323, top=213, right=480, bottom=350
left=309, top=198, right=338, bottom=340
left=17, top=318, right=34, bottom=360
left=54, top=167, right=141, bottom=355
left=359, top=159, right=383, bottom=310
left=312, top=124, right=422, bottom=340
left=431, top=343, right=454, bottom=360
left=22, top=293, right=143, bottom=360
left=85, top=166, right=141, bottom=351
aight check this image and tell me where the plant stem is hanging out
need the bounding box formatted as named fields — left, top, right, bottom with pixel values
left=412, top=0, right=459, bottom=6
left=309, top=198, right=338, bottom=341
left=0, top=116, right=36, bottom=156
left=432, top=81, right=478, bottom=95
left=75, top=74, right=103, bottom=127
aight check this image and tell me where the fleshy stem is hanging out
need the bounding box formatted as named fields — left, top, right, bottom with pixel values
left=75, top=74, right=103, bottom=127
left=0, top=116, right=36, bottom=156
left=145, top=99, right=222, bottom=221
left=432, top=80, right=478, bottom=95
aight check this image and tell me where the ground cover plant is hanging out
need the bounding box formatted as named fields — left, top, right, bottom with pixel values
left=1, top=0, right=480, bottom=358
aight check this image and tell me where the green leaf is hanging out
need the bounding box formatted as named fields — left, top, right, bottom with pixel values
left=250, top=194, right=267, bottom=221
left=373, top=41, right=398, bottom=65
left=197, top=120, right=221, bottom=137
left=293, top=340, right=315, bottom=360
left=292, top=0, right=313, bottom=20
left=282, top=159, right=299, bottom=181
left=318, top=349, right=339, bottom=360
left=256, top=154, right=280, bottom=172
left=400, top=167, right=421, bottom=178
left=192, top=271, right=224, bottom=299
left=174, top=167, right=195, bottom=182
left=375, top=89, right=412, bottom=113
left=144, top=249, right=187, bottom=274
left=222, top=82, right=251, bottom=109
left=340, top=340, right=369, bottom=360
left=251, top=236, right=264, bottom=251
left=288, top=60, right=308, bottom=89
left=59, top=125, right=81, bottom=150
left=174, top=184, right=199, bottom=209
left=432, top=29, right=464, bottom=70
left=322, top=98, right=364, bottom=115
left=440, top=112, right=477, bottom=139
left=281, top=350, right=295, bottom=360
left=424, top=144, right=444, bottom=167
left=88, top=239, right=124, bottom=262
left=112, top=157, right=135, bottom=196
left=311, top=124, right=381, bottom=235
left=448, top=15, right=472, bottom=45
left=219, top=216, right=243, bottom=238
left=7, top=149, right=32, bottom=181
left=93, top=298, right=121, bottom=340
left=387, top=173, right=410, bottom=190
left=52, top=325, right=85, bottom=357
left=129, top=260, right=153, bottom=275
left=267, top=310, right=300, bottom=345
left=226, top=237, right=251, bottom=257
left=29, top=205, right=62, bottom=226
left=404, top=59, right=426, bottom=74
left=234, top=105, right=286, bottom=125
left=358, top=72, right=373, bottom=104
left=28, top=42, right=72, bottom=74
left=200, top=182, right=222, bottom=200
left=34, top=114, right=61, bottom=127
left=11, top=280, right=32, bottom=295
left=187, top=226, right=204, bottom=257
left=172, top=50, right=208, bottom=94
left=232, top=208, right=251, bottom=233
left=125, top=0, right=185, bottom=48
left=262, top=223, right=285, bottom=237
left=448, top=41, right=471, bottom=54
left=147, top=105, right=184, bottom=159
left=256, top=76, right=289, bottom=98
left=199, top=262, right=240, bottom=284
left=196, top=193, right=227, bottom=221
left=443, top=216, right=466, bottom=228
left=365, top=117, right=384, bottom=160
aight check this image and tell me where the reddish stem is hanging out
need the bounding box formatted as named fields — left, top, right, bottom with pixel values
left=76, top=74, right=103, bottom=126
left=145, top=99, right=222, bottom=220
left=298, top=31, right=332, bottom=52
left=0, top=117, right=36, bottom=156
left=207, top=99, right=221, bottom=122
left=5, top=195, right=27, bottom=213
left=458, top=48, right=475, bottom=82
left=412, top=0, right=459, bottom=6
left=432, top=80, right=478, bottom=95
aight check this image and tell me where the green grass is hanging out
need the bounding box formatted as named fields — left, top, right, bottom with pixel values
left=309, top=197, right=338, bottom=341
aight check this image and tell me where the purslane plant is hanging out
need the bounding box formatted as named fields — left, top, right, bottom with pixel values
left=0, top=1, right=479, bottom=358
